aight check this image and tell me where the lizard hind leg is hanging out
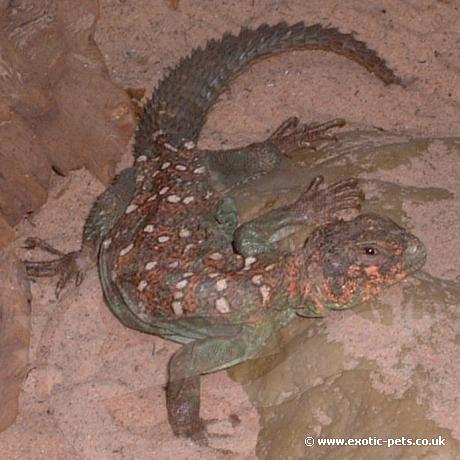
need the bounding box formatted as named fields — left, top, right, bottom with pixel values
left=23, top=237, right=96, bottom=298
left=205, top=117, right=345, bottom=192
left=22, top=167, right=137, bottom=298
left=166, top=326, right=267, bottom=444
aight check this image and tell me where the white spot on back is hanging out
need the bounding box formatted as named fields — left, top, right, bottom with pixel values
left=216, top=279, right=227, bottom=291
left=136, top=155, right=147, bottom=162
left=159, top=186, right=169, bottom=195
left=161, top=161, right=171, bottom=169
left=171, top=301, right=183, bottom=316
left=183, top=140, right=196, bottom=150
left=176, top=279, right=188, bottom=289
left=244, top=256, right=257, bottom=270
left=166, top=195, right=181, bottom=203
left=183, top=196, right=195, bottom=204
left=153, top=129, right=164, bottom=140
left=215, top=297, right=230, bottom=314
left=147, top=194, right=158, bottom=202
left=138, top=280, right=148, bottom=291
left=164, top=143, right=178, bottom=152
left=158, top=235, right=170, bottom=243
left=265, top=264, right=275, bottom=271
left=184, top=244, right=195, bottom=254
left=168, top=261, right=179, bottom=268
left=125, top=204, right=138, bottom=214
left=102, top=238, right=112, bottom=249
left=209, top=252, right=223, bottom=261
left=145, top=261, right=157, bottom=270
left=193, top=166, right=205, bottom=174
left=251, top=274, right=263, bottom=286
left=260, top=285, right=271, bottom=306
left=179, top=228, right=191, bottom=238
left=175, top=164, right=187, bottom=171
left=144, top=224, right=155, bottom=233
left=119, top=243, right=133, bottom=256
left=208, top=273, right=219, bottom=279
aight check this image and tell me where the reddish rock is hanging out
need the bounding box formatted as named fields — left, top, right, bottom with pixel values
left=0, top=252, right=31, bottom=432
left=0, top=0, right=136, bottom=246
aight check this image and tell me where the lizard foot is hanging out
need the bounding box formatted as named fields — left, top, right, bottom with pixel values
left=174, top=416, right=236, bottom=454
left=269, top=116, right=346, bottom=155
left=290, top=176, right=364, bottom=224
left=23, top=238, right=95, bottom=298
left=167, top=374, right=236, bottom=453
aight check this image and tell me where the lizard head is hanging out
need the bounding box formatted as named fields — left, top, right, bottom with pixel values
left=297, top=213, right=426, bottom=316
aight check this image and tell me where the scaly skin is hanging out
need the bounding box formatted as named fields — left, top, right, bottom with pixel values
left=24, top=22, right=426, bottom=443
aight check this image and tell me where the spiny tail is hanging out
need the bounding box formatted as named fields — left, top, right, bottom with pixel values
left=134, top=21, right=400, bottom=157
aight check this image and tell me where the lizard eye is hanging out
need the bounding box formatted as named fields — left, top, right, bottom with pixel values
left=363, top=246, right=378, bottom=256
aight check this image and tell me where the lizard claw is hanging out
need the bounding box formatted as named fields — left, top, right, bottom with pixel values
left=23, top=237, right=65, bottom=256
left=291, top=177, right=364, bottom=224
left=23, top=238, right=94, bottom=298
left=54, top=253, right=87, bottom=298
left=176, top=417, right=236, bottom=455
left=269, top=116, right=346, bottom=155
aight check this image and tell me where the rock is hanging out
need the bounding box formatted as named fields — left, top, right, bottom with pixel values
left=230, top=133, right=460, bottom=459
left=0, top=252, right=31, bottom=431
left=0, top=0, right=136, bottom=246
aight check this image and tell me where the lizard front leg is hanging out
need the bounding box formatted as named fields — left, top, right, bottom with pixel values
left=234, top=177, right=363, bottom=257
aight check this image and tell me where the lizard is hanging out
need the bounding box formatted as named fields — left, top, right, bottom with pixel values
left=24, top=22, right=426, bottom=442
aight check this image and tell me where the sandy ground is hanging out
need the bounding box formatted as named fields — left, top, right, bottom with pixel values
left=1, top=0, right=460, bottom=459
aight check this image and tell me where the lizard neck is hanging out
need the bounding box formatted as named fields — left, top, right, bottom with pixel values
left=281, top=252, right=329, bottom=317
